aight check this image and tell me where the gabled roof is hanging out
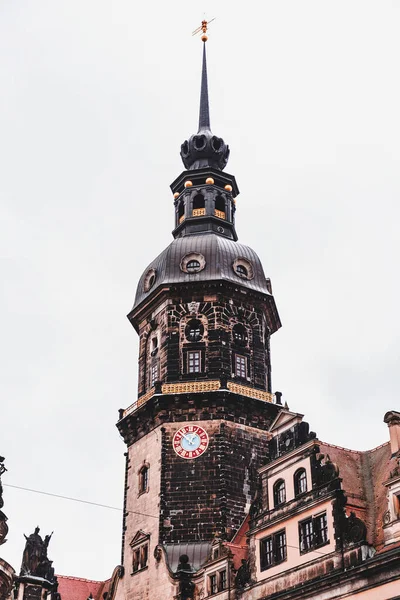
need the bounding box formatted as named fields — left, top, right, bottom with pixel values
left=269, top=409, right=304, bottom=435
left=320, top=440, right=397, bottom=549
left=129, top=530, right=149, bottom=546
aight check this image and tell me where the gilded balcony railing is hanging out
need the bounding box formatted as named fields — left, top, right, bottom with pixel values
left=214, top=209, right=225, bottom=219
left=122, top=380, right=274, bottom=418
left=192, top=208, right=206, bottom=217
left=179, top=215, right=185, bottom=224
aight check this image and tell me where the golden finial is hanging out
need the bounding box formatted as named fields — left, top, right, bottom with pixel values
left=192, top=18, right=215, bottom=43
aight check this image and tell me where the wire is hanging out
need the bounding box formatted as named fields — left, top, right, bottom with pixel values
left=4, top=484, right=336, bottom=557
left=4, top=483, right=158, bottom=520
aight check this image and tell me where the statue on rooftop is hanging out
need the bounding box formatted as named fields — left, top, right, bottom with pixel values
left=21, top=527, right=55, bottom=582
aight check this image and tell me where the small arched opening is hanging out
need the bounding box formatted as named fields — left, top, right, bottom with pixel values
left=193, top=194, right=205, bottom=216
left=214, top=195, right=226, bottom=219
left=178, top=201, right=185, bottom=224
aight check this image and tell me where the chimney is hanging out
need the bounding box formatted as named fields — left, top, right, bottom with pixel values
left=384, top=411, right=400, bottom=456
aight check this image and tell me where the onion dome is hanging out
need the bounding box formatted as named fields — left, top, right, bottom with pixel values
left=180, top=43, right=230, bottom=171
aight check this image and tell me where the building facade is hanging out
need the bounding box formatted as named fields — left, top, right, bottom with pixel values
left=2, top=29, right=400, bottom=600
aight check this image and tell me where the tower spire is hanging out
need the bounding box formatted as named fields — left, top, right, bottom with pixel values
left=180, top=20, right=230, bottom=171
left=198, top=42, right=210, bottom=131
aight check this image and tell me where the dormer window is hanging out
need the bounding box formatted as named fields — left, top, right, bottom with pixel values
left=180, top=252, right=206, bottom=274
left=143, top=268, right=157, bottom=292
left=232, top=258, right=254, bottom=280
left=294, top=469, right=307, bottom=497
left=273, top=479, right=286, bottom=506
left=236, top=265, right=247, bottom=278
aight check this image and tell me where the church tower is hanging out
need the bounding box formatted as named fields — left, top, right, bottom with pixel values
left=116, top=26, right=282, bottom=599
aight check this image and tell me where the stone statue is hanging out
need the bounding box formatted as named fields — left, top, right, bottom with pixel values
left=235, top=559, right=251, bottom=588
left=21, top=527, right=55, bottom=582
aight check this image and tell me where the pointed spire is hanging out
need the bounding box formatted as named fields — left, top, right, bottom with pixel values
left=198, top=42, right=211, bottom=132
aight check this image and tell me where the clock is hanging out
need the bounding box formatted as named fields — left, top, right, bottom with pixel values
left=173, top=425, right=209, bottom=459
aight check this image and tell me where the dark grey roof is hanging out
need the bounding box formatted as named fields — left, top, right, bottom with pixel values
left=132, top=233, right=271, bottom=311
left=164, top=542, right=212, bottom=573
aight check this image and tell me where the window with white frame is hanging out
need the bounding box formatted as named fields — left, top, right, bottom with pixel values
left=188, top=350, right=201, bottom=373
left=234, top=354, right=247, bottom=378
left=150, top=362, right=158, bottom=386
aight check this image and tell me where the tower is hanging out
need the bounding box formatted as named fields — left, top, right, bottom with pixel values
left=116, top=28, right=282, bottom=599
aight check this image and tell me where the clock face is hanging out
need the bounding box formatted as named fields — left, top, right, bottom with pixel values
left=173, top=425, right=209, bottom=459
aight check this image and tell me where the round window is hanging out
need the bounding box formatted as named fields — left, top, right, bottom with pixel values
left=232, top=258, right=254, bottom=280
left=180, top=252, right=206, bottom=274
left=185, top=319, right=204, bottom=342
left=143, top=268, right=157, bottom=292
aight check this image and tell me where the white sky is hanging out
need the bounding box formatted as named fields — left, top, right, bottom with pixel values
left=1, top=0, right=399, bottom=582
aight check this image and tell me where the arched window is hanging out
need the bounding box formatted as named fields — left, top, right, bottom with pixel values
left=273, top=479, right=286, bottom=507
left=232, top=324, right=248, bottom=346
left=185, top=319, right=204, bottom=342
left=139, top=465, right=149, bottom=495
left=294, top=469, right=307, bottom=496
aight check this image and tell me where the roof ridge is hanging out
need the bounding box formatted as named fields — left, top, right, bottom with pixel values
left=56, top=575, right=106, bottom=584
left=321, top=440, right=390, bottom=455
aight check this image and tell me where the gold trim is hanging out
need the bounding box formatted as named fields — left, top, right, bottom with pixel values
left=179, top=215, right=185, bottom=224
left=192, top=208, right=206, bottom=217
left=162, top=380, right=220, bottom=394
left=227, top=382, right=273, bottom=403
left=122, top=381, right=273, bottom=418
left=214, top=209, right=226, bottom=219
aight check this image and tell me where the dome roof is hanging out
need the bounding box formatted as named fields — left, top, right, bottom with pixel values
left=132, top=234, right=271, bottom=311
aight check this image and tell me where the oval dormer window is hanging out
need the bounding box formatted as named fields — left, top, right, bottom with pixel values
left=232, top=258, right=254, bottom=281
left=180, top=252, right=206, bottom=274
left=143, top=268, right=157, bottom=292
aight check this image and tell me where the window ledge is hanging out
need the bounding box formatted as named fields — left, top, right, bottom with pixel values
left=300, top=540, right=330, bottom=555
left=260, top=556, right=287, bottom=572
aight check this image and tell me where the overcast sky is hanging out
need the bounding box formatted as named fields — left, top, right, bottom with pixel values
left=1, top=0, right=399, bottom=582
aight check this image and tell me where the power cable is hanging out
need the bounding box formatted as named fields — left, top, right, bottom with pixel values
left=4, top=484, right=334, bottom=557
left=4, top=483, right=158, bottom=519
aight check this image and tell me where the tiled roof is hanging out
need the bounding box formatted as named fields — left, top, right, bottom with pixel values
left=320, top=440, right=397, bottom=550
left=57, top=575, right=110, bottom=600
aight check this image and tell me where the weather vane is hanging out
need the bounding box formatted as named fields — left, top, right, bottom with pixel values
left=192, top=18, right=216, bottom=42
